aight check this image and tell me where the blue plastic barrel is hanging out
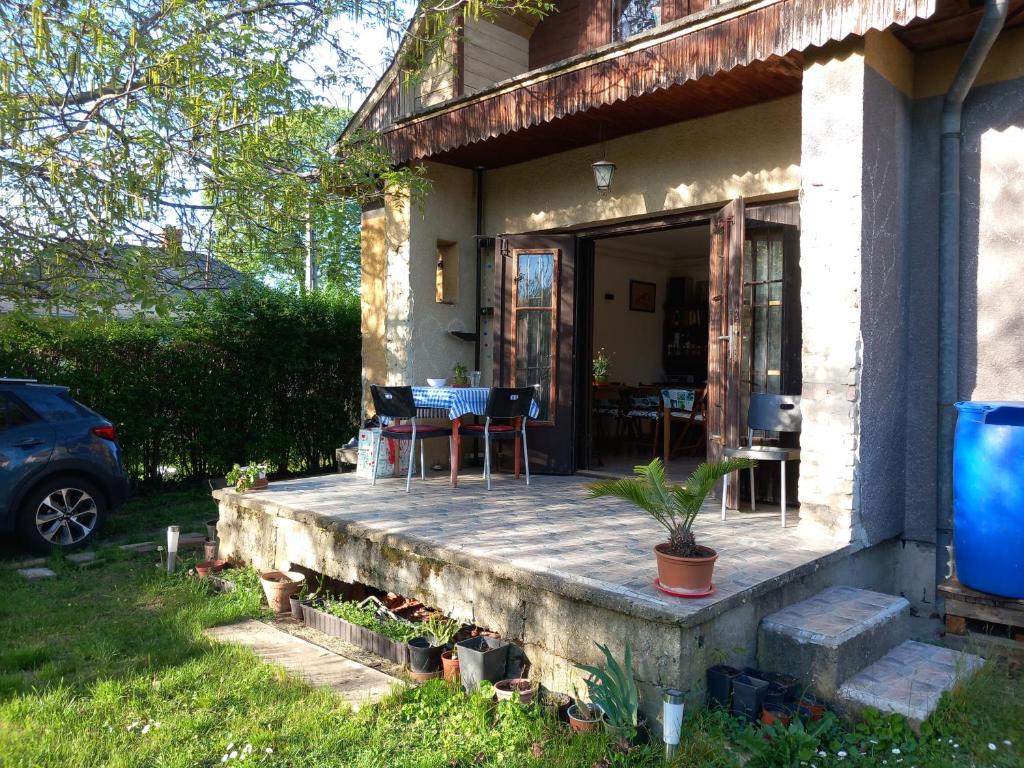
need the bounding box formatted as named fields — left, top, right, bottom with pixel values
left=953, top=401, right=1024, bottom=598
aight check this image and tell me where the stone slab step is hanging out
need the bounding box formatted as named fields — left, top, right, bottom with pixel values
left=204, top=620, right=403, bottom=709
left=757, top=586, right=910, bottom=698
left=837, top=640, right=984, bottom=728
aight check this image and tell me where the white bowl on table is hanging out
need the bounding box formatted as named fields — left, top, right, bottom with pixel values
left=427, top=378, right=447, bottom=388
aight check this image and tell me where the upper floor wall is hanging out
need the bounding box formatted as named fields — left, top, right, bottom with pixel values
left=398, top=0, right=728, bottom=117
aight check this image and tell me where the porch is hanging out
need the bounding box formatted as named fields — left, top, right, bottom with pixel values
left=214, top=472, right=889, bottom=724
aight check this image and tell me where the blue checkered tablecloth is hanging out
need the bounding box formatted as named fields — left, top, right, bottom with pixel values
left=410, top=386, right=540, bottom=421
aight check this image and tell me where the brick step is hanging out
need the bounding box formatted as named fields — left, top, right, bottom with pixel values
left=836, top=640, right=983, bottom=728
left=757, top=585, right=910, bottom=699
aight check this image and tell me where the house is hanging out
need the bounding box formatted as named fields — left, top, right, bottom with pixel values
left=346, top=0, right=1024, bottom=613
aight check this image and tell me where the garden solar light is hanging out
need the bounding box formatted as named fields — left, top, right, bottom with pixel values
left=662, top=687, right=685, bottom=761
left=167, top=525, right=179, bottom=574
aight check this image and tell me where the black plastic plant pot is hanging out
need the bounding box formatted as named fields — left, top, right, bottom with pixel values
left=764, top=683, right=787, bottom=706
left=407, top=636, right=445, bottom=673
left=456, top=636, right=510, bottom=693
left=731, top=674, right=769, bottom=723
left=706, top=664, right=741, bottom=709
left=764, top=672, right=799, bottom=702
left=289, top=594, right=304, bottom=621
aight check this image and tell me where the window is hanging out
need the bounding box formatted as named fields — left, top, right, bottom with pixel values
left=435, top=240, right=458, bottom=304
left=0, top=394, right=35, bottom=430
left=613, top=0, right=661, bottom=42
left=512, top=249, right=557, bottom=422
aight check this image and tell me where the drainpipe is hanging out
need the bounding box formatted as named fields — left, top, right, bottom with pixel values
left=935, top=0, right=1008, bottom=590
left=473, top=166, right=485, bottom=372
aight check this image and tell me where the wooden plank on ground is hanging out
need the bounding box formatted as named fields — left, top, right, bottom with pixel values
left=204, top=620, right=403, bottom=709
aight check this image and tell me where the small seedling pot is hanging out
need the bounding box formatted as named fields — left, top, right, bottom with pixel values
left=567, top=704, right=601, bottom=733
left=764, top=672, right=799, bottom=702
left=259, top=570, right=304, bottom=613
left=441, top=650, right=460, bottom=682
left=764, top=682, right=788, bottom=706
left=798, top=693, right=825, bottom=721
left=195, top=559, right=226, bottom=578
left=494, top=678, right=535, bottom=704
left=288, top=594, right=305, bottom=621
left=761, top=703, right=794, bottom=727
left=540, top=691, right=572, bottom=722
left=406, top=636, right=445, bottom=673
left=409, top=669, right=440, bottom=684
left=205, top=519, right=219, bottom=541
left=731, top=674, right=769, bottom=723
left=203, top=539, right=219, bottom=561
left=455, top=636, right=510, bottom=693
left=706, top=664, right=741, bottom=709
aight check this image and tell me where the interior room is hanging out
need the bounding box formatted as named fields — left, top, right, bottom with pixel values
left=588, top=224, right=711, bottom=480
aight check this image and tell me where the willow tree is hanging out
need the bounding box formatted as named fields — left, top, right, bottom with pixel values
left=0, top=0, right=549, bottom=313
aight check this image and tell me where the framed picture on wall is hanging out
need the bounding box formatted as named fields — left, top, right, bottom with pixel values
left=629, top=280, right=657, bottom=312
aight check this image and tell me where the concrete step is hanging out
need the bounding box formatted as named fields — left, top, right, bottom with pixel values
left=837, top=640, right=984, bottom=729
left=757, top=585, right=910, bottom=698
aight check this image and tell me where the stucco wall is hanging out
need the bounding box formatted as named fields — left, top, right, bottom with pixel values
left=407, top=162, right=478, bottom=387
left=483, top=95, right=802, bottom=234
left=903, top=73, right=1024, bottom=546
left=360, top=207, right=388, bottom=416
left=592, top=250, right=669, bottom=384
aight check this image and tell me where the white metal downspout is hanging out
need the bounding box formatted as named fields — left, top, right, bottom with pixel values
left=935, top=0, right=1009, bottom=590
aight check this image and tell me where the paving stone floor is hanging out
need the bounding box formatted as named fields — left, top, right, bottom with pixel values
left=242, top=472, right=850, bottom=620
left=205, top=620, right=402, bottom=708
left=838, top=640, right=984, bottom=726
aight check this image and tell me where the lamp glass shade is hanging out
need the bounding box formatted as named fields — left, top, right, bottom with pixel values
left=592, top=160, right=616, bottom=191
left=662, top=688, right=685, bottom=746
left=167, top=525, right=180, bottom=553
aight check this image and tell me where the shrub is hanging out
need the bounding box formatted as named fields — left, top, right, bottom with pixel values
left=0, top=284, right=361, bottom=482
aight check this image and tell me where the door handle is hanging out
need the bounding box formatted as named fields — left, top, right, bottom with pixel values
left=13, top=438, right=44, bottom=448
left=717, top=335, right=730, bottom=341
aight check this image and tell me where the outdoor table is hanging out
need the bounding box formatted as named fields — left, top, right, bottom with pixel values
left=410, top=386, right=540, bottom=486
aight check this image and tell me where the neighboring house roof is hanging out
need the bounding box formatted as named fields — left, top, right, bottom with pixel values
left=0, top=241, right=246, bottom=318
left=345, top=0, right=1022, bottom=168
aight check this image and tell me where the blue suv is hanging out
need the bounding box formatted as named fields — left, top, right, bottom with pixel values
left=0, top=379, right=129, bottom=553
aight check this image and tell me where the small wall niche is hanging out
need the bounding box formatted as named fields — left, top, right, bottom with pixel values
left=436, top=240, right=458, bottom=304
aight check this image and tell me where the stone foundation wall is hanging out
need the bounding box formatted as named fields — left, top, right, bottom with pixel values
left=214, top=488, right=899, bottom=730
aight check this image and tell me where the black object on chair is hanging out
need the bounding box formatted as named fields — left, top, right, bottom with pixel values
left=459, top=386, right=534, bottom=490
left=370, top=385, right=451, bottom=492
left=722, top=393, right=801, bottom=526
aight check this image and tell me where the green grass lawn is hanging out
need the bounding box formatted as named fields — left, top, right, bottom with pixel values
left=0, top=490, right=1020, bottom=767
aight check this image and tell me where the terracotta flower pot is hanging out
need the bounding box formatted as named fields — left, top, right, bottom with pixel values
left=494, top=678, right=535, bottom=704
left=195, top=559, right=226, bottom=578
left=441, top=650, right=461, bottom=682
left=567, top=703, right=601, bottom=733
left=409, top=669, right=440, bottom=684
left=761, top=704, right=794, bottom=727
left=260, top=570, right=304, bottom=613
left=654, top=543, right=718, bottom=593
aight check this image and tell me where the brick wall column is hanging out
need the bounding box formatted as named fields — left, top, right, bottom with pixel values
left=797, top=47, right=867, bottom=542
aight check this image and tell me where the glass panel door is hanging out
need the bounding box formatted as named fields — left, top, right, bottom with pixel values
left=513, top=249, right=557, bottom=422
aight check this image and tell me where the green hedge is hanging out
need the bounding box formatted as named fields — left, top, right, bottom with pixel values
left=0, top=285, right=362, bottom=482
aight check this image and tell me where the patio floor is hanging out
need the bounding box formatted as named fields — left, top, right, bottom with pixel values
left=222, top=470, right=854, bottom=624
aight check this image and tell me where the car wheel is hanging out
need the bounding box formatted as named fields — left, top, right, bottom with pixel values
left=18, top=477, right=106, bottom=554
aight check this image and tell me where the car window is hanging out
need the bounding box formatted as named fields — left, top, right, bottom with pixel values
left=14, top=387, right=83, bottom=422
left=0, top=394, right=36, bottom=430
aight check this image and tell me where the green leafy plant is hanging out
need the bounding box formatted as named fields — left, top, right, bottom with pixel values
left=588, top=457, right=756, bottom=557
left=576, top=643, right=639, bottom=735
left=593, top=347, right=612, bottom=380
left=320, top=598, right=419, bottom=643
left=422, top=615, right=461, bottom=647
left=452, top=362, right=469, bottom=385
left=225, top=462, right=269, bottom=493
left=736, top=713, right=836, bottom=768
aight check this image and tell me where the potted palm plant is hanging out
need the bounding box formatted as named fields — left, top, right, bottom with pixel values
left=588, top=458, right=755, bottom=595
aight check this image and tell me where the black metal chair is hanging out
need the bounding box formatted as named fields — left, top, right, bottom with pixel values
left=370, top=385, right=451, bottom=492
left=721, top=393, right=801, bottom=526
left=458, top=386, right=534, bottom=490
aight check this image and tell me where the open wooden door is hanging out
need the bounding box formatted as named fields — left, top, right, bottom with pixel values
left=707, top=198, right=745, bottom=505
left=495, top=234, right=577, bottom=474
